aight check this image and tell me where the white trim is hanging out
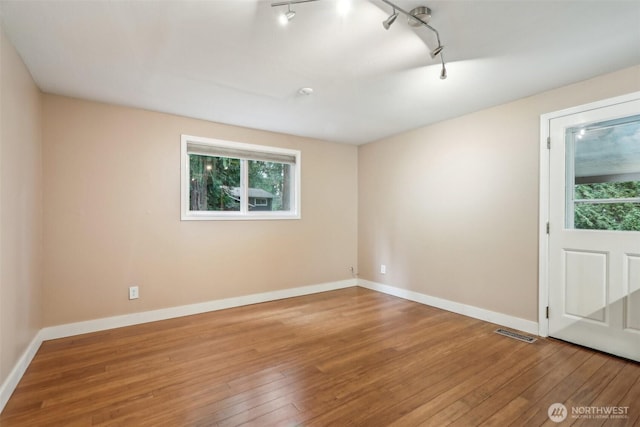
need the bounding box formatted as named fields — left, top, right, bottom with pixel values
left=358, top=279, right=539, bottom=335
left=0, top=331, right=44, bottom=413
left=541, top=91, right=640, bottom=121
left=1, top=279, right=355, bottom=413
left=40, top=279, right=356, bottom=341
left=2, top=278, right=539, bottom=413
left=538, top=90, right=640, bottom=338
left=539, top=112, right=551, bottom=337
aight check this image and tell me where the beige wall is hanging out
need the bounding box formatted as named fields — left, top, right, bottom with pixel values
left=358, top=65, right=640, bottom=322
left=42, top=95, right=358, bottom=326
left=0, top=27, right=42, bottom=383
left=2, top=21, right=638, bottom=372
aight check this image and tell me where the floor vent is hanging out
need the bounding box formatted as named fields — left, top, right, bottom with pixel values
left=495, top=328, right=537, bottom=343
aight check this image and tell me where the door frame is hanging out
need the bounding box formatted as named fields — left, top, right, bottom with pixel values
left=538, top=90, right=640, bottom=338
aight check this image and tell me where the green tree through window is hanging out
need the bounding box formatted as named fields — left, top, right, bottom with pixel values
left=189, top=155, right=241, bottom=211
left=248, top=160, right=290, bottom=211
left=574, top=181, right=640, bottom=231
left=189, top=155, right=292, bottom=212
left=182, top=135, right=300, bottom=220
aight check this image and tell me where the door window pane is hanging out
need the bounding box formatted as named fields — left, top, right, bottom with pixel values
left=566, top=114, right=640, bottom=231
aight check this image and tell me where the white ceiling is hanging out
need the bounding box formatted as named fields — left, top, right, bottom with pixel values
left=1, top=0, right=639, bottom=145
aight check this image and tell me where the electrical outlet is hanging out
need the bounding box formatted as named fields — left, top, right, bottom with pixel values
left=380, top=264, right=387, bottom=274
left=129, top=286, right=139, bottom=300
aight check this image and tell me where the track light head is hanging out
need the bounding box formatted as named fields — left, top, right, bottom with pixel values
left=440, top=64, right=447, bottom=80
left=278, top=3, right=295, bottom=25
left=430, top=45, right=444, bottom=58
left=382, top=10, right=398, bottom=30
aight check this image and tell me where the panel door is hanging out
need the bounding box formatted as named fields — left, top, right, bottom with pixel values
left=548, top=98, right=640, bottom=361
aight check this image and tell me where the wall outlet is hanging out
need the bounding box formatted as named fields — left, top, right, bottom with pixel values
left=129, top=286, right=139, bottom=300
left=380, top=264, right=387, bottom=274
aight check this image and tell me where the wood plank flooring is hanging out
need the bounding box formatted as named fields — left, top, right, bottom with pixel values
left=1, top=287, right=638, bottom=426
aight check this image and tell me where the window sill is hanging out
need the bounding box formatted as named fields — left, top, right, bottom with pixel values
left=181, top=212, right=301, bottom=221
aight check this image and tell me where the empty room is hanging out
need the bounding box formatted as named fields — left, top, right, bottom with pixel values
left=1, top=0, right=639, bottom=425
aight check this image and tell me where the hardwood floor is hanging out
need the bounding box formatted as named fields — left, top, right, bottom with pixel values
left=1, top=287, right=638, bottom=426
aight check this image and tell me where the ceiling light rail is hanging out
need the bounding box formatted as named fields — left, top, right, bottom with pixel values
left=380, top=0, right=447, bottom=79
left=271, top=0, right=447, bottom=79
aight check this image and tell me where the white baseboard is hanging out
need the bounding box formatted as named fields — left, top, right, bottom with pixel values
left=0, top=278, right=356, bottom=414
left=358, top=279, right=539, bottom=335
left=1, top=277, right=537, bottom=414
left=0, top=331, right=44, bottom=413
left=40, top=279, right=357, bottom=341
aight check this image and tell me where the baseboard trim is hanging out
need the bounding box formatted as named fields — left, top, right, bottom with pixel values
left=40, top=279, right=357, bottom=341
left=1, top=279, right=356, bottom=414
left=358, top=279, right=539, bottom=335
left=0, top=331, right=44, bottom=413
left=2, top=277, right=536, bottom=414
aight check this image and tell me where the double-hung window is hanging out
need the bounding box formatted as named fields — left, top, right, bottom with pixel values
left=181, top=135, right=301, bottom=220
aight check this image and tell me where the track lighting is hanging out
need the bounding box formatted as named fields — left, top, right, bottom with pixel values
left=440, top=63, right=447, bottom=80
left=381, top=0, right=448, bottom=80
left=284, top=5, right=296, bottom=21
left=407, top=6, right=430, bottom=27
left=271, top=0, right=448, bottom=81
left=382, top=9, right=398, bottom=30
left=272, top=0, right=319, bottom=24
left=277, top=3, right=296, bottom=25
left=285, top=7, right=296, bottom=21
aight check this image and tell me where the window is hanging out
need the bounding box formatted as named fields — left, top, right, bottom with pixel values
left=565, top=114, right=640, bottom=231
left=181, top=135, right=300, bottom=220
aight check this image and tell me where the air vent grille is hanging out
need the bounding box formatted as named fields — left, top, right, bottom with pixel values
left=495, top=328, right=537, bottom=343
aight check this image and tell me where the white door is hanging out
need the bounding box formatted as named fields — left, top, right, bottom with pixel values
left=548, top=96, right=640, bottom=362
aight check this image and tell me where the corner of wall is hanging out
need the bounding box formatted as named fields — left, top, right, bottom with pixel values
left=0, top=23, right=44, bottom=414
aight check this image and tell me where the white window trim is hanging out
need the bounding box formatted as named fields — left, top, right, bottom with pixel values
left=181, top=134, right=301, bottom=221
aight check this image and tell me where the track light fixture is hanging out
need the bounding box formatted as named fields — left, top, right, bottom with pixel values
left=271, top=0, right=447, bottom=80
left=277, top=3, right=296, bottom=25
left=440, top=62, right=447, bottom=80
left=407, top=6, right=430, bottom=27
left=382, top=9, right=398, bottom=30
left=430, top=45, right=444, bottom=58
left=272, top=0, right=320, bottom=23
left=285, top=5, right=296, bottom=21
left=381, top=0, right=447, bottom=79
left=272, top=0, right=351, bottom=18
